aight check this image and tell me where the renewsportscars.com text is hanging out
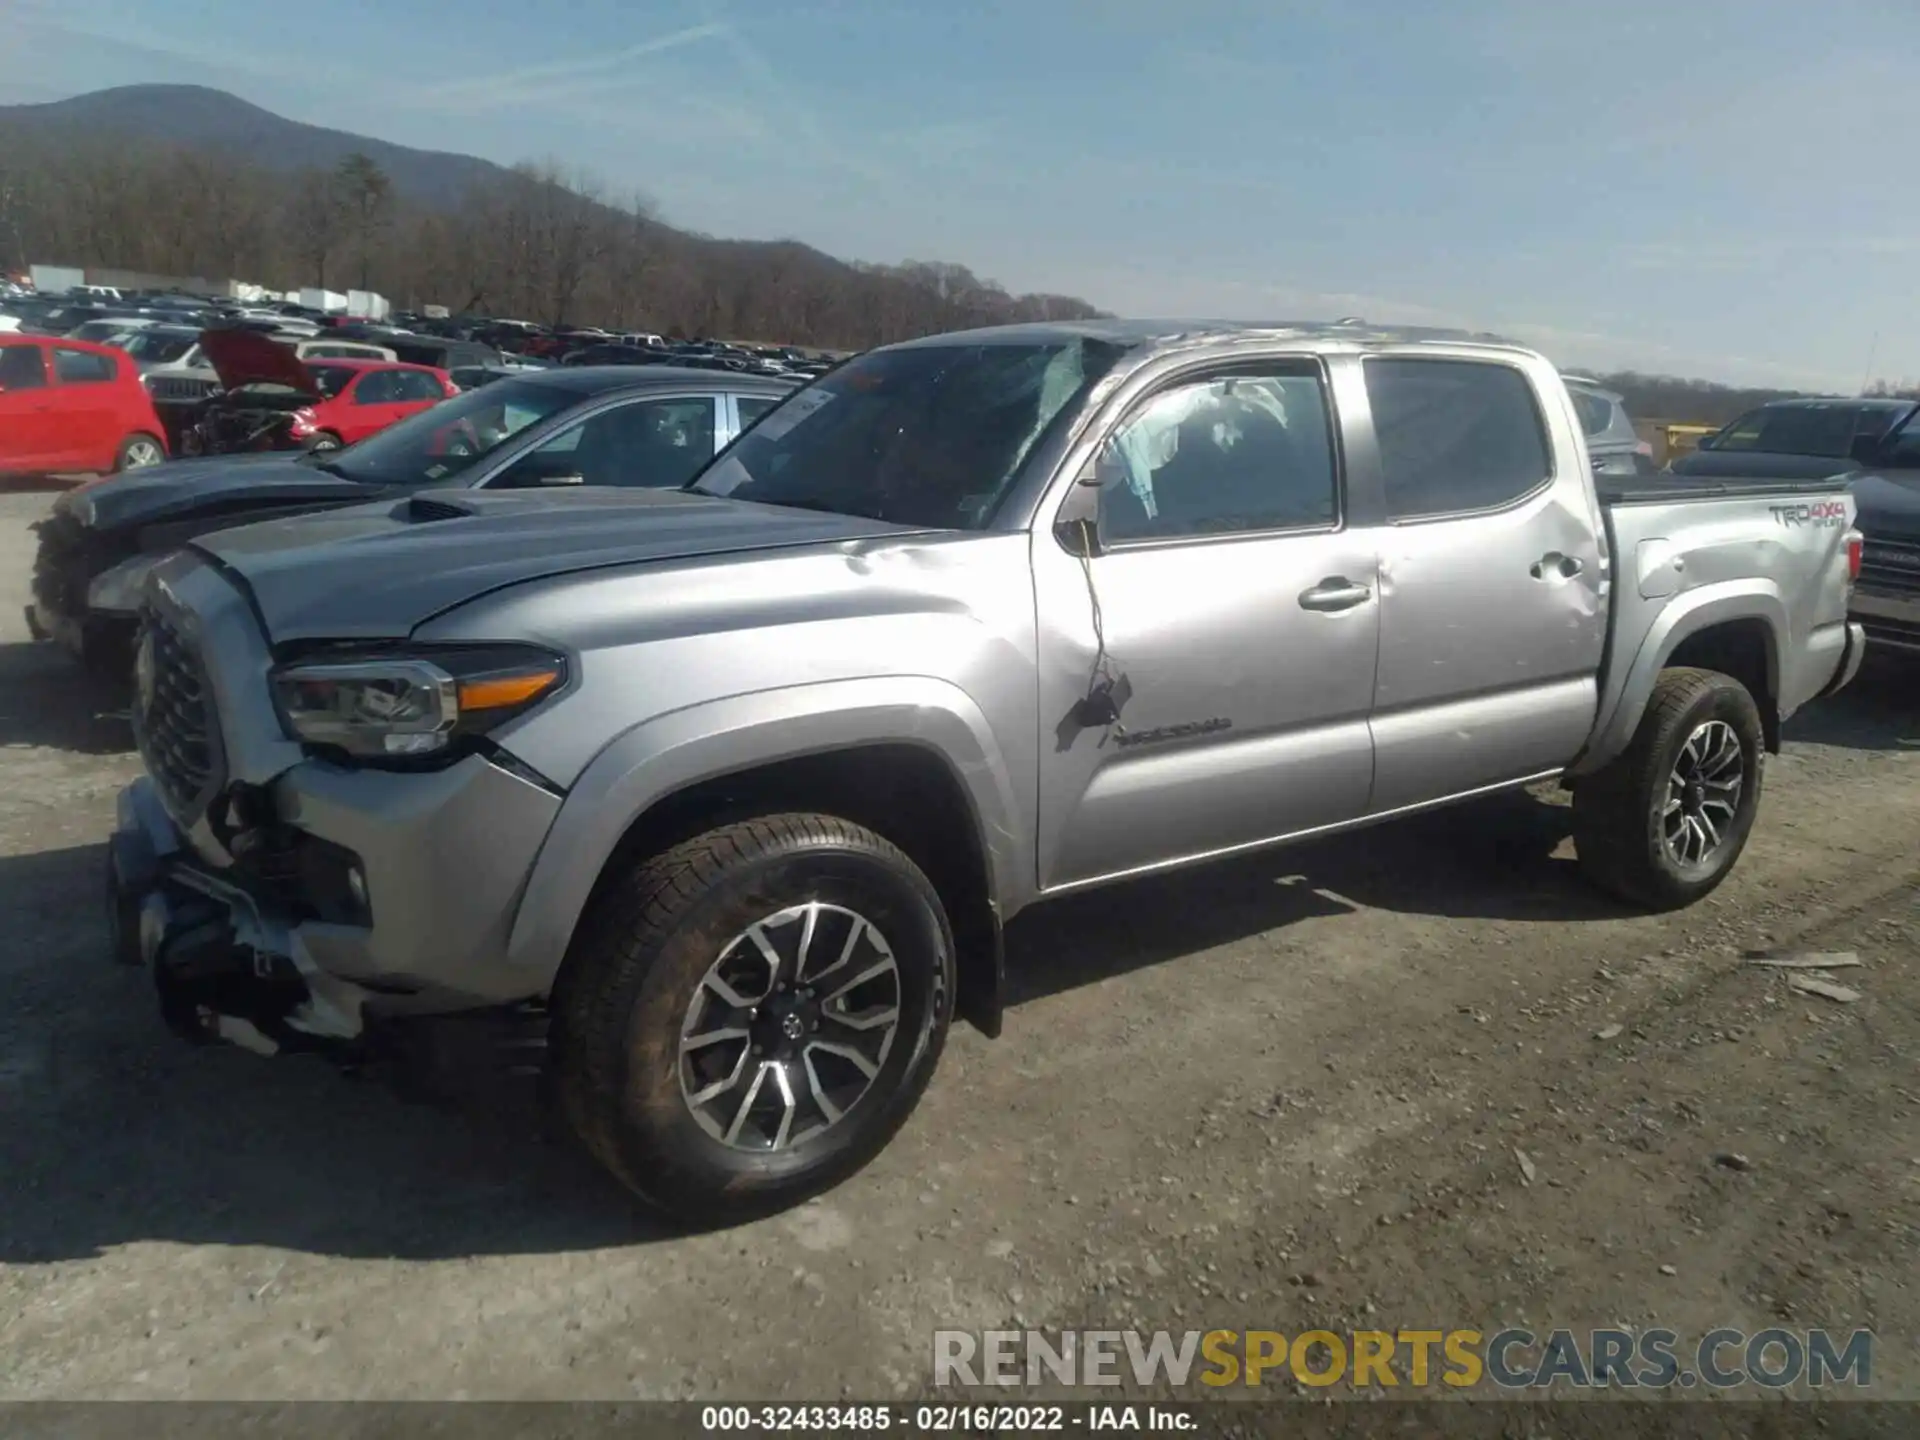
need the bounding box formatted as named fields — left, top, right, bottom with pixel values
left=933, top=1327, right=1874, bottom=1391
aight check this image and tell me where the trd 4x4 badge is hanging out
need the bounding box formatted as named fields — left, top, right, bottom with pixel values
left=1770, top=501, right=1848, bottom=527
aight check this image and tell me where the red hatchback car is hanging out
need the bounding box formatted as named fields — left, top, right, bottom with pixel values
left=0, top=335, right=169, bottom=478
left=183, top=329, right=458, bottom=455
left=291, top=359, right=459, bottom=452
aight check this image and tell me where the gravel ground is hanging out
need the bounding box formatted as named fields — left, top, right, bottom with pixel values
left=1, top=489, right=1915, bottom=1408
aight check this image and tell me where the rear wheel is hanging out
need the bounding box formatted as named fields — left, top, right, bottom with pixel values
left=306, top=432, right=343, bottom=453
left=114, top=434, right=165, bottom=471
left=1573, top=666, right=1765, bottom=910
left=552, top=813, right=954, bottom=1223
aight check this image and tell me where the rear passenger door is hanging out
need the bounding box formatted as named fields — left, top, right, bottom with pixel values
left=342, top=369, right=410, bottom=441
left=1360, top=354, right=1607, bottom=811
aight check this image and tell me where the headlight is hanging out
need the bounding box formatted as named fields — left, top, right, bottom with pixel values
left=87, top=552, right=161, bottom=615
left=270, top=645, right=566, bottom=761
left=60, top=489, right=98, bottom=527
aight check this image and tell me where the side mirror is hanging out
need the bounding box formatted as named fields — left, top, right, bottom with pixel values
left=1052, top=457, right=1103, bottom=557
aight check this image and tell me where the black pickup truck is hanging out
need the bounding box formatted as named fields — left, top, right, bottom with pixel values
left=1672, top=397, right=1920, bottom=657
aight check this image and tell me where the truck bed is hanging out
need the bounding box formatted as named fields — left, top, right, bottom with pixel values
left=1597, top=472, right=1855, bottom=505
left=1575, top=470, right=1859, bottom=779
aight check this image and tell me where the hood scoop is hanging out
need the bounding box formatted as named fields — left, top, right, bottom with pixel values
left=403, top=494, right=479, bottom=523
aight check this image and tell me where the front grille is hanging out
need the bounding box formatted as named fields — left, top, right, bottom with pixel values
left=135, top=605, right=223, bottom=816
left=1859, top=538, right=1920, bottom=595
left=31, top=511, right=136, bottom=621
left=147, top=375, right=217, bottom=403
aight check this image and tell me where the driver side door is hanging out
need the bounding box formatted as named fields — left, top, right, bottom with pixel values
left=1032, top=359, right=1381, bottom=891
left=0, top=342, right=58, bottom=469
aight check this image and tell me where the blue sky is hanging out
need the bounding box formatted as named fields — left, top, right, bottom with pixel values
left=5, top=0, right=1916, bottom=390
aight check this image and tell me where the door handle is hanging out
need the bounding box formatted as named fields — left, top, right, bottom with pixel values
left=1298, top=577, right=1372, bottom=612
left=1530, top=552, right=1585, bottom=580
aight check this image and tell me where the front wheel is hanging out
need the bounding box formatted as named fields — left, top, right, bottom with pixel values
left=1573, top=666, right=1765, bottom=910
left=306, top=432, right=343, bottom=454
left=552, top=813, right=955, bottom=1223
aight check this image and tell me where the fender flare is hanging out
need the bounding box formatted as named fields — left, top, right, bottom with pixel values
left=503, top=676, right=1029, bottom=987
left=1569, top=579, right=1786, bottom=777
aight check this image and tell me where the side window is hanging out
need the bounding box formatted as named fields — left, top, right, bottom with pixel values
left=737, top=394, right=780, bottom=428
left=0, top=344, right=48, bottom=391
left=1569, top=389, right=1614, bottom=437
left=1881, top=413, right=1920, bottom=468
left=353, top=371, right=400, bottom=405
left=393, top=370, right=447, bottom=402
left=53, top=347, right=116, bottom=384
left=1364, top=359, right=1552, bottom=520
left=1093, top=370, right=1338, bottom=544
left=490, top=398, right=717, bottom=488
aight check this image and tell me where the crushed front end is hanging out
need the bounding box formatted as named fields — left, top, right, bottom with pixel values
left=185, top=386, right=312, bottom=456
left=109, top=552, right=567, bottom=1059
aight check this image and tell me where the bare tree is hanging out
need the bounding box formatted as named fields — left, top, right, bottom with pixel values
left=284, top=166, right=350, bottom=290
left=0, top=122, right=1107, bottom=345
left=336, top=152, right=394, bottom=291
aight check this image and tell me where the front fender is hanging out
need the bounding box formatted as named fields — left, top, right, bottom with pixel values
left=1569, top=579, right=1785, bottom=777
left=503, top=676, right=1030, bottom=986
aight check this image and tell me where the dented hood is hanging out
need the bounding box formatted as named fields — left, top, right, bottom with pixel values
left=197, top=327, right=317, bottom=394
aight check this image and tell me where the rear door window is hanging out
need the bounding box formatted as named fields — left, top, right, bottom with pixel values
left=737, top=394, right=781, bottom=427
left=53, top=347, right=116, bottom=384
left=392, top=370, right=449, bottom=403
left=1364, top=359, right=1553, bottom=520
left=353, top=371, right=402, bottom=405
left=1569, top=389, right=1615, bottom=437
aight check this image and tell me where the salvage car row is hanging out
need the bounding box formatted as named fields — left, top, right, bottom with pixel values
left=18, top=317, right=1877, bottom=1226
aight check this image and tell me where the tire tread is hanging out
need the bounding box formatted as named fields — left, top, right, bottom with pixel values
left=1573, top=666, right=1761, bottom=910
left=551, top=812, right=940, bottom=1218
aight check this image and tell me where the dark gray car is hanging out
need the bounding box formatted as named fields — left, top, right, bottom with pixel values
left=28, top=366, right=801, bottom=676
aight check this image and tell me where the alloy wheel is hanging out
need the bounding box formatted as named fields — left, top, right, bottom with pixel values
left=678, top=900, right=902, bottom=1152
left=1661, top=719, right=1745, bottom=869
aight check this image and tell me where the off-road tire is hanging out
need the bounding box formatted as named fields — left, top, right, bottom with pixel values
left=1573, top=666, right=1765, bottom=910
left=551, top=813, right=955, bottom=1224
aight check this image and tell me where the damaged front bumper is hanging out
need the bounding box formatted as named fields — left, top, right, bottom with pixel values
left=109, top=751, right=565, bottom=1057
left=110, top=777, right=370, bottom=1054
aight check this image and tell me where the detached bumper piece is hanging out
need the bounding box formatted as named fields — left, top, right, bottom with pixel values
left=109, top=778, right=370, bottom=1058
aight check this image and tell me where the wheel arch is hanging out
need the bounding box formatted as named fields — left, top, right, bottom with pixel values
left=507, top=679, right=1029, bottom=1037
left=1571, top=582, right=1786, bottom=777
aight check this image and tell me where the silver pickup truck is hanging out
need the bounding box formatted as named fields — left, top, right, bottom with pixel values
left=107, top=320, right=1867, bottom=1220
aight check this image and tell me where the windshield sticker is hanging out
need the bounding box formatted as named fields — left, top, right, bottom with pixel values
left=750, top=387, right=836, bottom=443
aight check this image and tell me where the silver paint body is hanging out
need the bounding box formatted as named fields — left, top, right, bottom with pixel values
left=121, top=323, right=1866, bottom=1023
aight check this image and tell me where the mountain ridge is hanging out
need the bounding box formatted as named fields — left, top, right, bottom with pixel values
left=0, top=83, right=525, bottom=207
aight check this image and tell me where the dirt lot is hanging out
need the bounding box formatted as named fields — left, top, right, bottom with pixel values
left=1, top=488, right=1915, bottom=1408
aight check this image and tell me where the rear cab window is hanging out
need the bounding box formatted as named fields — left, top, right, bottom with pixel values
left=1363, top=358, right=1553, bottom=520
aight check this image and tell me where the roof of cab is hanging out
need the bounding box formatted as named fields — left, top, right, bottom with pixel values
left=887, top=317, right=1528, bottom=355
